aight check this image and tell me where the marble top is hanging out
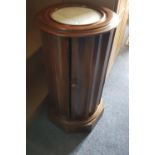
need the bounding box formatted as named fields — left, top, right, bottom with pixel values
left=50, top=6, right=102, bottom=25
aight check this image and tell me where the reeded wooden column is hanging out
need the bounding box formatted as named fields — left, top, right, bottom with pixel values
left=36, top=3, right=119, bottom=132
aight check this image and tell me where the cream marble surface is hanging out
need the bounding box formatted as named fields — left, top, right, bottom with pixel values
left=51, top=7, right=102, bottom=25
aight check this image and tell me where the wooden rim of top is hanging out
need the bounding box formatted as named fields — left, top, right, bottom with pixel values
left=35, top=3, right=119, bottom=37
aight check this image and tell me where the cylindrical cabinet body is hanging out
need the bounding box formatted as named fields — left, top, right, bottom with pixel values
left=36, top=3, right=119, bottom=132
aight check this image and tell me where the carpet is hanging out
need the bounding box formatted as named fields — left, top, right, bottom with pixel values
left=27, top=46, right=129, bottom=155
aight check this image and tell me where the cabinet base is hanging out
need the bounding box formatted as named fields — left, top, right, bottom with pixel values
left=48, top=99, right=104, bottom=132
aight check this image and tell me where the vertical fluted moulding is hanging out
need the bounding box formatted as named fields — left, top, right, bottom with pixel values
left=36, top=3, right=119, bottom=132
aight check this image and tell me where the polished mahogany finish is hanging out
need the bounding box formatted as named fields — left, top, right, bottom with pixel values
left=36, top=3, right=119, bottom=37
left=36, top=3, right=119, bottom=132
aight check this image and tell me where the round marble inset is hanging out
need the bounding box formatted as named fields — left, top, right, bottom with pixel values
left=50, top=6, right=102, bottom=25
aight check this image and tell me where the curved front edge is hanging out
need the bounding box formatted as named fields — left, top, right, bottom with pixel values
left=48, top=98, right=104, bottom=132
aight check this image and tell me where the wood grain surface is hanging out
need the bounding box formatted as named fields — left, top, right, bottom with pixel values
left=36, top=3, right=119, bottom=131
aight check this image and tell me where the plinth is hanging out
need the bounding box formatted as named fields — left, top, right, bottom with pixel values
left=36, top=3, right=119, bottom=132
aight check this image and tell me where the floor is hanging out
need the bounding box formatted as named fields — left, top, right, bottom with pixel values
left=27, top=45, right=129, bottom=155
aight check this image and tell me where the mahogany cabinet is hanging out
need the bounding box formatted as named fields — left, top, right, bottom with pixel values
left=36, top=3, right=119, bottom=132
